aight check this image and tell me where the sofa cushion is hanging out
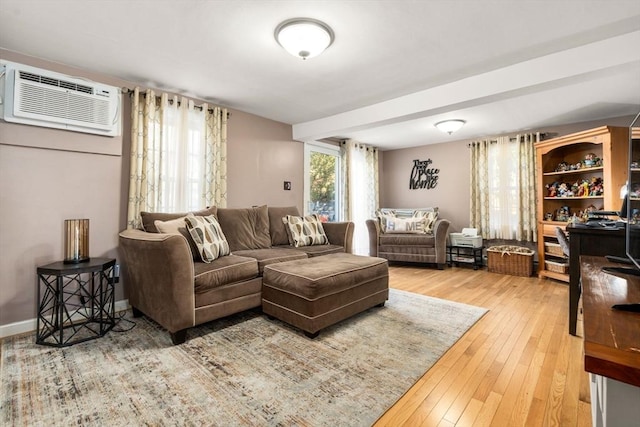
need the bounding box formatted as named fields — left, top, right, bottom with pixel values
left=141, top=206, right=217, bottom=233
left=193, top=255, right=259, bottom=293
left=216, top=205, right=271, bottom=251
left=268, top=206, right=301, bottom=246
left=233, top=248, right=308, bottom=275
left=184, top=214, right=231, bottom=262
left=379, top=233, right=435, bottom=246
left=154, top=216, right=200, bottom=259
left=282, top=214, right=329, bottom=247
left=290, top=244, right=345, bottom=257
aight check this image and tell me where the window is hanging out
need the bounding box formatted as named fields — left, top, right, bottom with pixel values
left=157, top=103, right=206, bottom=212
left=304, top=142, right=342, bottom=222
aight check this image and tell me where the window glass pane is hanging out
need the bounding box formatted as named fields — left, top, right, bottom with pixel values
left=309, top=152, right=337, bottom=222
left=305, top=143, right=341, bottom=222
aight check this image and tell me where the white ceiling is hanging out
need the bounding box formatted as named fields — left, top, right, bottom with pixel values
left=1, top=0, right=639, bottom=150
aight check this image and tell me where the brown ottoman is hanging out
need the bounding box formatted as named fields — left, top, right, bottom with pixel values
left=262, top=253, right=389, bottom=338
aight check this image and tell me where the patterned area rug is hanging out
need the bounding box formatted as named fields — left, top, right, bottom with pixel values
left=1, top=289, right=487, bottom=426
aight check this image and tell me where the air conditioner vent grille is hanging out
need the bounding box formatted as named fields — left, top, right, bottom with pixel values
left=19, top=82, right=110, bottom=125
left=18, top=70, right=94, bottom=95
left=3, top=62, right=121, bottom=136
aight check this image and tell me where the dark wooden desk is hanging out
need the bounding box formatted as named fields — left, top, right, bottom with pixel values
left=580, top=256, right=640, bottom=425
left=567, top=225, right=625, bottom=336
left=581, top=256, right=640, bottom=387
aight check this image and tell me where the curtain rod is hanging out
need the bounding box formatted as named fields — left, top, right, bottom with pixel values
left=340, top=140, right=378, bottom=152
left=121, top=87, right=229, bottom=117
left=468, top=133, right=548, bottom=147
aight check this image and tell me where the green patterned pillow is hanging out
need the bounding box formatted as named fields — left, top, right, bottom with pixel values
left=184, top=214, right=230, bottom=262
left=282, top=214, right=329, bottom=247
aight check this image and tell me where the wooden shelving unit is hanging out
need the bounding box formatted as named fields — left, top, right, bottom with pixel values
left=535, top=126, right=629, bottom=282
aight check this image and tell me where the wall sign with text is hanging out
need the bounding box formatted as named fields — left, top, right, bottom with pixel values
left=409, top=159, right=439, bottom=190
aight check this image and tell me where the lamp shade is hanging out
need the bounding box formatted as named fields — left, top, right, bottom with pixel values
left=275, top=18, right=334, bottom=60
left=435, top=119, right=466, bottom=135
left=64, top=219, right=90, bottom=264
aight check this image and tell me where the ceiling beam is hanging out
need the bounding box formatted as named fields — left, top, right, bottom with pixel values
left=292, top=30, right=640, bottom=142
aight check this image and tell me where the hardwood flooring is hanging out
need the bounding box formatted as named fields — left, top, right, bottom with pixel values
left=374, top=264, right=590, bottom=427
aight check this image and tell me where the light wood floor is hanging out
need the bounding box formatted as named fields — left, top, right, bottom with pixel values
left=375, top=264, right=590, bottom=427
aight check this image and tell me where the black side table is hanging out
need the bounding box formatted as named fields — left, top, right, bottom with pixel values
left=447, top=245, right=484, bottom=270
left=36, top=257, right=116, bottom=347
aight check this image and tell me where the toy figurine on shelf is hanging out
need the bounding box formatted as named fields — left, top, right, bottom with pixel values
left=577, top=179, right=590, bottom=197
left=556, top=206, right=570, bottom=222
left=555, top=161, right=569, bottom=172
left=583, top=153, right=598, bottom=167
left=589, top=177, right=603, bottom=196
left=558, top=182, right=569, bottom=197
left=546, top=181, right=558, bottom=197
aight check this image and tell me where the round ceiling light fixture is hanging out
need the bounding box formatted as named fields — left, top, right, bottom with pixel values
left=435, top=119, right=466, bottom=135
left=275, top=18, right=334, bottom=60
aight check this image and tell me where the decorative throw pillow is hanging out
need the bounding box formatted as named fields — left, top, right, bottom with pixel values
left=412, top=210, right=439, bottom=233
left=382, top=216, right=430, bottom=234
left=154, top=216, right=200, bottom=259
left=184, top=214, right=230, bottom=263
left=140, top=206, right=217, bottom=233
left=376, top=213, right=396, bottom=234
left=282, top=214, right=329, bottom=247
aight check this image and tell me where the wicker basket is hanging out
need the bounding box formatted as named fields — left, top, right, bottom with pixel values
left=544, top=242, right=564, bottom=257
left=487, top=245, right=535, bottom=277
left=545, top=260, right=569, bottom=274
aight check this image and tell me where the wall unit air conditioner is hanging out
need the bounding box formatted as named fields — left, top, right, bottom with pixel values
left=1, top=62, right=121, bottom=137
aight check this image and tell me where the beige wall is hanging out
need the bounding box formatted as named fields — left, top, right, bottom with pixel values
left=380, top=115, right=637, bottom=234
left=0, top=49, right=299, bottom=328
left=226, top=110, right=303, bottom=209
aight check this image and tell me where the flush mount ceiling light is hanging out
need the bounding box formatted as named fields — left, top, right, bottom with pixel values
left=275, top=18, right=334, bottom=60
left=435, top=119, right=466, bottom=135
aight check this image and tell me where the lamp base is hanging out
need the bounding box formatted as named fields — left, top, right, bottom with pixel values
left=64, top=257, right=91, bottom=264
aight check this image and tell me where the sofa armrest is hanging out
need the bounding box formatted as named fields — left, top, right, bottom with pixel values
left=432, top=218, right=451, bottom=265
left=365, top=219, right=380, bottom=257
left=322, top=222, right=355, bottom=254
left=118, top=229, right=196, bottom=333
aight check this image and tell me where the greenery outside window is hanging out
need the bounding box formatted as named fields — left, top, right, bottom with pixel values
left=304, top=142, right=342, bottom=222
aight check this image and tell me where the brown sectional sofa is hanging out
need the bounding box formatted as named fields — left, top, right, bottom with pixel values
left=119, top=205, right=354, bottom=344
left=366, top=208, right=451, bottom=269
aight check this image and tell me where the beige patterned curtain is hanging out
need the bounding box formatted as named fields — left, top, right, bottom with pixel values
left=126, top=87, right=227, bottom=229
left=341, top=139, right=379, bottom=255
left=470, top=133, right=538, bottom=242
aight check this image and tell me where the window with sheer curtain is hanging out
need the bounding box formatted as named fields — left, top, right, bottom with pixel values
left=126, top=88, right=227, bottom=229
left=470, top=134, right=538, bottom=242
left=341, top=140, right=379, bottom=255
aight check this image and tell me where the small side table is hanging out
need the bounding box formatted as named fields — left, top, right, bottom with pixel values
left=36, top=257, right=116, bottom=347
left=447, top=245, right=484, bottom=270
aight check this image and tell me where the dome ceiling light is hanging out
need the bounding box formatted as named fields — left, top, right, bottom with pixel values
left=275, top=18, right=334, bottom=60
left=435, top=119, right=466, bottom=135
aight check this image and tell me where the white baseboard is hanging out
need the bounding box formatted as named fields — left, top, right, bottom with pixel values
left=0, top=299, right=130, bottom=340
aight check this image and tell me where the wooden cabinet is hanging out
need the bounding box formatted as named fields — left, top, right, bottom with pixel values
left=535, top=126, right=629, bottom=282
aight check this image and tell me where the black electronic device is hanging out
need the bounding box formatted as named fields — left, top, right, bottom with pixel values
left=611, top=303, right=640, bottom=313
left=602, top=111, right=640, bottom=278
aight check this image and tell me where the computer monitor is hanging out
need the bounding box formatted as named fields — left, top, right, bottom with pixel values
left=603, top=111, right=640, bottom=277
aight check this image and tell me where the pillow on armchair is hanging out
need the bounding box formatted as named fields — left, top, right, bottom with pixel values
left=375, top=208, right=438, bottom=234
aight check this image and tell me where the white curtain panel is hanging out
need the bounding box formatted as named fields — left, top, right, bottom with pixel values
left=127, top=88, right=227, bottom=229
left=470, top=133, right=538, bottom=241
left=342, top=139, right=379, bottom=255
